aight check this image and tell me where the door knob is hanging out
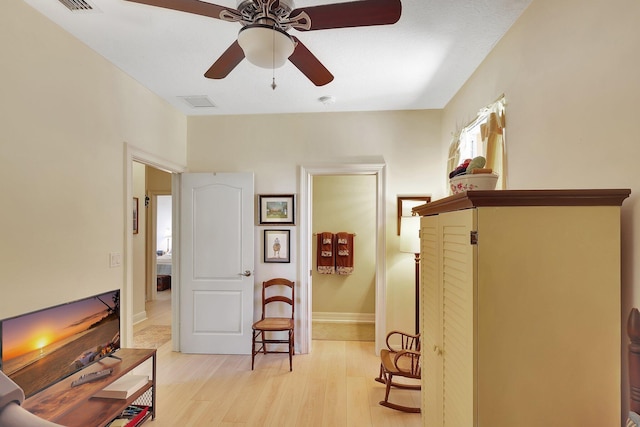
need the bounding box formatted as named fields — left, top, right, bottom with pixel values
left=238, top=270, right=252, bottom=277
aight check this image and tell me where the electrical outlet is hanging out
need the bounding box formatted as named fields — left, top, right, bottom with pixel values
left=109, top=252, right=121, bottom=268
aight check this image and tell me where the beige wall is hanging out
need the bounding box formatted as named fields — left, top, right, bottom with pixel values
left=0, top=0, right=187, bottom=325
left=147, top=167, right=172, bottom=193
left=441, top=0, right=640, bottom=420
left=312, top=175, right=376, bottom=316
left=187, top=111, right=443, bottom=332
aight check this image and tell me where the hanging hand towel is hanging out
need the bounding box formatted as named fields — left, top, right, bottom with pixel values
left=335, top=232, right=354, bottom=275
left=317, top=232, right=335, bottom=274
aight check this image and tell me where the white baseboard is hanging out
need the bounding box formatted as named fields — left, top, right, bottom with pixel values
left=312, top=312, right=375, bottom=324
left=132, top=310, right=148, bottom=325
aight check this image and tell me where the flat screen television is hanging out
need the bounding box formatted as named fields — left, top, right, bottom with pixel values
left=0, top=289, right=120, bottom=398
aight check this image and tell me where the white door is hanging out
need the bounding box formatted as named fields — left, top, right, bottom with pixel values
left=179, top=172, right=254, bottom=354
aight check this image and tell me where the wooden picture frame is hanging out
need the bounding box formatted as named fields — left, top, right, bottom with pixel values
left=264, top=229, right=290, bottom=263
left=259, top=194, right=295, bottom=225
left=133, top=197, right=139, bottom=234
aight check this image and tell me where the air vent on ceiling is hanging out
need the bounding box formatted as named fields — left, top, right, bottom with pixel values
left=58, top=0, right=93, bottom=11
left=180, top=96, right=216, bottom=109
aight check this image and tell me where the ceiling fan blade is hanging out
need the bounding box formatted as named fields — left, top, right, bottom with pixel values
left=204, top=40, right=245, bottom=79
left=124, top=0, right=239, bottom=21
left=290, top=0, right=401, bottom=31
left=289, top=37, right=334, bottom=86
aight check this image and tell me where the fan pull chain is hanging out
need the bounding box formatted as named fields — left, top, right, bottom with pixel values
left=271, top=24, right=277, bottom=90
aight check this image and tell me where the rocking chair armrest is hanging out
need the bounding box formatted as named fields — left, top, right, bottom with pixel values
left=385, top=330, right=421, bottom=352
left=392, top=349, right=421, bottom=376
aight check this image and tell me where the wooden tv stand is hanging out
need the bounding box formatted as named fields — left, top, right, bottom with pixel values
left=23, top=348, right=156, bottom=427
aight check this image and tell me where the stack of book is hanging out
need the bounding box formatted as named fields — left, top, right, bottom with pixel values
left=97, top=375, right=151, bottom=427
left=107, top=406, right=150, bottom=427
left=94, top=375, right=148, bottom=400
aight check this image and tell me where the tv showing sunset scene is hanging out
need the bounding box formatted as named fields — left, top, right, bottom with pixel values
left=0, top=289, right=120, bottom=397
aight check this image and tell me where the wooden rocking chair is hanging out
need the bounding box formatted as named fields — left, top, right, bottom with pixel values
left=375, top=330, right=421, bottom=413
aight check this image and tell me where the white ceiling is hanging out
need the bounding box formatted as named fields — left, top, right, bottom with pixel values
left=22, top=0, right=531, bottom=116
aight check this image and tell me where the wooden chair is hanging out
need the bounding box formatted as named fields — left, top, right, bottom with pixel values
left=251, top=278, right=295, bottom=371
left=375, top=330, right=421, bottom=413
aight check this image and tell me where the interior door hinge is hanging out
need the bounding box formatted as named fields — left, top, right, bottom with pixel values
left=470, top=231, right=478, bottom=245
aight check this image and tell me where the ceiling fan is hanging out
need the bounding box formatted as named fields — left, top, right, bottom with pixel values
left=124, top=0, right=402, bottom=86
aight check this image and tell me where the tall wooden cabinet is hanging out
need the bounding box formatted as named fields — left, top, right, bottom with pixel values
left=414, top=189, right=630, bottom=427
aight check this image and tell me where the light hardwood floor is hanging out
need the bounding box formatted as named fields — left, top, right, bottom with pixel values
left=133, top=291, right=422, bottom=426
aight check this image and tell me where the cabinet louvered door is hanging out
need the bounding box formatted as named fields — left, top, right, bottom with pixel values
left=420, top=215, right=442, bottom=425
left=440, top=209, right=476, bottom=427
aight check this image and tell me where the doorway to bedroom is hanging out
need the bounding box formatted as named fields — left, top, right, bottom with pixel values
left=132, top=162, right=173, bottom=349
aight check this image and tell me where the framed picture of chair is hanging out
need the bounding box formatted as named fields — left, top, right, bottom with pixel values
left=264, top=229, right=290, bottom=263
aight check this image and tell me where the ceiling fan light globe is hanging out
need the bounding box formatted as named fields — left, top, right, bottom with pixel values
left=238, top=25, right=295, bottom=69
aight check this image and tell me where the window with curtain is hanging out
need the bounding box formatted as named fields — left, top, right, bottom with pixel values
left=447, top=96, right=506, bottom=191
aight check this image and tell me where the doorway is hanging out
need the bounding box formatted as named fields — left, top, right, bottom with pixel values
left=299, top=162, right=387, bottom=355
left=124, top=145, right=185, bottom=350
left=132, top=163, right=173, bottom=348
left=311, top=175, right=376, bottom=342
left=148, top=193, right=172, bottom=301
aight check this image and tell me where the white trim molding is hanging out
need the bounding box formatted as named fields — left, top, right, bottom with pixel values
left=312, top=312, right=375, bottom=324
left=132, top=310, right=148, bottom=325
